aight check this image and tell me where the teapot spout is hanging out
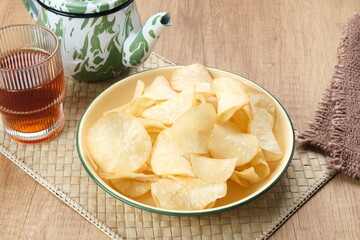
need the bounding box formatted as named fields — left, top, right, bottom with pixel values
left=122, top=12, right=171, bottom=67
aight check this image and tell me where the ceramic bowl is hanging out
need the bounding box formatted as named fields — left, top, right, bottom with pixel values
left=76, top=66, right=295, bottom=216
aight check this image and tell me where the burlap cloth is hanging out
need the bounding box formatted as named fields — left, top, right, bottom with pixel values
left=299, top=13, right=360, bottom=179
left=0, top=53, right=336, bottom=239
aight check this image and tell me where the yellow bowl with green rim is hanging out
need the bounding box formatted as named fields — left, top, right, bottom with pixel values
left=76, top=66, right=295, bottom=216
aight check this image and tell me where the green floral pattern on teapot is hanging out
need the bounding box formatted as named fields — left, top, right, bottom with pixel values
left=22, top=0, right=171, bottom=81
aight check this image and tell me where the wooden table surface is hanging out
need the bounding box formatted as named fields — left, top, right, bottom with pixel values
left=1, top=0, right=360, bottom=239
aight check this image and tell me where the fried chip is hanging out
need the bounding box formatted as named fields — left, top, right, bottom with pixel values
left=233, top=167, right=260, bottom=184
left=263, top=151, right=283, bottom=162
left=249, top=108, right=282, bottom=161
left=127, top=76, right=178, bottom=116
left=170, top=63, right=213, bottom=94
left=87, top=111, right=152, bottom=174
left=171, top=103, right=216, bottom=154
left=135, top=163, right=149, bottom=173
left=205, top=201, right=217, bottom=209
left=249, top=92, right=276, bottom=118
left=253, top=157, right=271, bottom=181
left=110, top=179, right=152, bottom=198
left=104, top=80, right=146, bottom=116
left=141, top=87, right=195, bottom=124
left=229, top=107, right=249, bottom=133
left=195, top=93, right=206, bottom=105
left=230, top=172, right=250, bottom=187
left=142, top=75, right=177, bottom=100
left=151, top=178, right=226, bottom=210
left=211, top=76, right=250, bottom=121
left=208, top=124, right=260, bottom=167
left=150, top=129, right=195, bottom=177
left=138, top=118, right=167, bottom=132
left=242, top=104, right=251, bottom=118
left=190, top=154, right=237, bottom=184
left=148, top=132, right=160, bottom=143
left=232, top=152, right=270, bottom=186
left=99, top=167, right=160, bottom=199
left=250, top=151, right=271, bottom=179
left=133, top=80, right=146, bottom=98
left=99, top=172, right=160, bottom=181
left=127, top=97, right=157, bottom=117
left=205, top=95, right=218, bottom=109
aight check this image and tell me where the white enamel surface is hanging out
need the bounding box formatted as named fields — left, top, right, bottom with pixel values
left=37, top=2, right=141, bottom=78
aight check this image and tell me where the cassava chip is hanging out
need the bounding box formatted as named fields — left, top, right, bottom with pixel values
left=99, top=172, right=160, bottom=181
left=208, top=124, right=260, bottom=166
left=205, top=95, right=218, bottom=109
left=230, top=172, right=250, bottom=187
left=249, top=108, right=282, bottom=161
left=126, top=97, right=157, bottom=117
left=233, top=167, right=260, bottom=184
left=249, top=92, right=276, bottom=118
left=150, top=128, right=195, bottom=176
left=263, top=151, right=283, bottom=162
left=141, top=87, right=195, bottom=124
left=151, top=178, right=226, bottom=210
left=87, top=111, right=152, bottom=174
left=195, top=93, right=207, bottom=105
left=190, top=154, right=236, bottom=184
left=103, top=80, right=145, bottom=116
left=135, top=163, right=149, bottom=173
left=110, top=179, right=151, bottom=198
left=242, top=104, right=251, bottom=118
left=205, top=201, right=217, bottom=209
left=249, top=151, right=271, bottom=179
left=253, top=156, right=270, bottom=181
left=211, top=76, right=250, bottom=121
left=167, top=175, right=218, bottom=188
left=142, top=75, right=177, bottom=100
left=170, top=63, right=213, bottom=94
left=138, top=118, right=167, bottom=132
left=229, top=107, right=249, bottom=133
left=148, top=132, right=160, bottom=143
left=171, top=103, right=216, bottom=154
left=232, top=153, right=270, bottom=186
left=133, top=80, right=146, bottom=98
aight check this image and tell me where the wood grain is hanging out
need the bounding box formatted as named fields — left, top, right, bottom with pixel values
left=1, top=0, right=360, bottom=239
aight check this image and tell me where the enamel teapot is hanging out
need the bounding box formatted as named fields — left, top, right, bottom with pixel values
left=22, top=0, right=171, bottom=81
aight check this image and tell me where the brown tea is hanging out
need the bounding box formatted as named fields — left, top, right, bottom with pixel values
left=0, top=48, right=65, bottom=143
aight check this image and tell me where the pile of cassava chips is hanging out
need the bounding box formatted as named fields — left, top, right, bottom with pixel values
left=86, top=63, right=283, bottom=210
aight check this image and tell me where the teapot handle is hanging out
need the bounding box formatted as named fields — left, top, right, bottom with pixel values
left=22, top=0, right=40, bottom=22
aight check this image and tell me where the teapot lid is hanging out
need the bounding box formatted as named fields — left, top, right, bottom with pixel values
left=38, top=0, right=130, bottom=15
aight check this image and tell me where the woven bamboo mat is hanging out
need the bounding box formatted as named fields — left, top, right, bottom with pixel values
left=0, top=53, right=336, bottom=240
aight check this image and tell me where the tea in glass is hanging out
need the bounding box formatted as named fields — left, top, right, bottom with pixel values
left=0, top=24, right=65, bottom=143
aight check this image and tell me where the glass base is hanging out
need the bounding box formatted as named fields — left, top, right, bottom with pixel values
left=4, top=116, right=65, bottom=144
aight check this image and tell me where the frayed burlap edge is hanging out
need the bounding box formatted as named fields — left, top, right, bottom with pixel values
left=297, top=86, right=334, bottom=153
left=299, top=13, right=360, bottom=179
left=329, top=13, right=360, bottom=179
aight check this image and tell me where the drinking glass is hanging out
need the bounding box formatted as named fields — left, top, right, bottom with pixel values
left=0, top=24, right=65, bottom=143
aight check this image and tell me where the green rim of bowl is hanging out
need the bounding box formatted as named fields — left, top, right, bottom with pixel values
left=76, top=66, right=295, bottom=216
